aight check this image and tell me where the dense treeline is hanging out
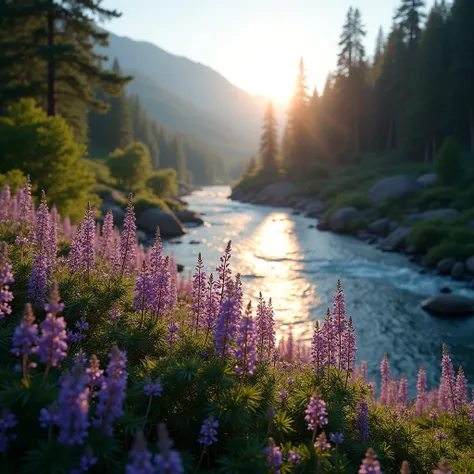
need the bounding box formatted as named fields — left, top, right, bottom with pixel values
left=252, top=0, right=473, bottom=176
left=0, top=0, right=226, bottom=189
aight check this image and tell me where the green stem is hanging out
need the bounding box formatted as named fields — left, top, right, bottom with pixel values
left=143, top=395, right=153, bottom=428
left=194, top=448, right=206, bottom=473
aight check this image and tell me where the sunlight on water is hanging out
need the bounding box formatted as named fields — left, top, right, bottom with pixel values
left=243, top=212, right=321, bottom=341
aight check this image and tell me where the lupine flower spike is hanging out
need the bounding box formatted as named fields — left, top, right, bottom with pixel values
left=154, top=423, right=184, bottom=474
left=359, top=448, right=382, bottom=473
left=0, top=243, right=14, bottom=318
left=265, top=438, right=283, bottom=474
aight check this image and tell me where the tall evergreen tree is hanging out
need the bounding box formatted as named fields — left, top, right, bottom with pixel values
left=394, top=0, right=427, bottom=50
left=259, top=101, right=279, bottom=173
left=170, top=138, right=187, bottom=183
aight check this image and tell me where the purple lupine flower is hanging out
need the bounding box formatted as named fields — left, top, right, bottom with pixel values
left=18, top=176, right=34, bottom=227
left=57, top=360, right=90, bottom=445
left=265, top=438, right=283, bottom=474
left=94, top=346, right=128, bottom=435
left=469, top=389, right=474, bottom=423
left=380, top=354, right=391, bottom=405
left=37, top=285, right=68, bottom=369
left=144, top=377, right=163, bottom=397
left=255, top=292, right=267, bottom=360
left=286, top=326, right=294, bottom=361
left=168, top=255, right=178, bottom=310
left=359, top=448, right=382, bottom=473
left=433, top=459, right=451, bottom=474
left=86, top=354, right=104, bottom=393
left=99, top=210, right=114, bottom=260
left=266, top=298, right=276, bottom=358
left=9, top=193, right=17, bottom=223
left=332, top=280, right=348, bottom=371
left=304, top=389, right=328, bottom=431
left=279, top=391, right=289, bottom=403
left=415, top=366, right=428, bottom=416
left=216, top=240, right=232, bottom=307
left=455, top=366, right=468, bottom=408
left=397, top=375, right=408, bottom=406
left=314, top=432, right=330, bottom=450
left=191, top=253, right=206, bottom=334
left=233, top=273, right=243, bottom=315
left=287, top=450, right=301, bottom=466
left=134, top=263, right=154, bottom=314
left=120, top=195, right=137, bottom=277
left=0, top=244, right=14, bottom=318
left=0, top=184, right=11, bottom=223
left=149, top=229, right=163, bottom=278
left=154, top=423, right=184, bottom=474
left=110, top=304, right=121, bottom=322
left=63, top=216, right=72, bottom=239
left=165, top=322, right=180, bottom=346
left=198, top=416, right=218, bottom=446
left=311, top=320, right=324, bottom=374
left=322, top=308, right=336, bottom=368
left=81, top=202, right=96, bottom=278
left=356, top=399, right=369, bottom=440
left=68, top=315, right=89, bottom=344
left=436, top=431, right=448, bottom=442
left=46, top=206, right=58, bottom=278
left=342, top=315, right=357, bottom=378
left=213, top=297, right=240, bottom=357
left=234, top=302, right=258, bottom=376
left=68, top=224, right=84, bottom=274
left=127, top=430, right=155, bottom=474
left=39, top=402, right=60, bottom=428
left=329, top=432, right=344, bottom=444
left=429, top=410, right=439, bottom=421
left=153, top=256, right=170, bottom=320
left=361, top=359, right=368, bottom=383
left=109, top=237, right=121, bottom=277
left=440, top=345, right=457, bottom=413
left=0, top=410, right=17, bottom=452
left=11, top=303, right=38, bottom=357
left=203, top=273, right=218, bottom=340
left=79, top=446, right=98, bottom=472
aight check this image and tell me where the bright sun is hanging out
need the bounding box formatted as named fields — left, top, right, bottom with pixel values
left=229, top=22, right=301, bottom=103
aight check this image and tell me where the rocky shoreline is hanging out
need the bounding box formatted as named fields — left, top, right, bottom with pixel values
left=230, top=178, right=474, bottom=315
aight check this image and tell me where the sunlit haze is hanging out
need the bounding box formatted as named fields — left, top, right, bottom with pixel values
left=101, top=0, right=435, bottom=102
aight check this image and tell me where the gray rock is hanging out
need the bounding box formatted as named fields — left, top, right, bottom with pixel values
left=369, top=175, right=421, bottom=206
left=136, top=230, right=148, bottom=243
left=389, top=221, right=399, bottom=233
left=440, top=287, right=452, bottom=294
left=175, top=210, right=204, bottom=226
left=189, top=240, right=201, bottom=245
left=451, top=262, right=465, bottom=280
left=255, top=182, right=295, bottom=205
left=230, top=186, right=244, bottom=200
left=316, top=220, right=329, bottom=231
left=378, top=226, right=413, bottom=251
left=437, top=257, right=456, bottom=275
left=368, top=218, right=390, bottom=237
left=406, top=208, right=460, bottom=223
left=137, top=209, right=186, bottom=237
left=417, top=173, right=437, bottom=187
left=422, top=295, right=474, bottom=315
left=304, top=200, right=325, bottom=218
left=100, top=203, right=125, bottom=226
left=465, top=256, right=474, bottom=275
left=177, top=263, right=184, bottom=273
left=357, top=230, right=370, bottom=241
left=328, top=207, right=360, bottom=233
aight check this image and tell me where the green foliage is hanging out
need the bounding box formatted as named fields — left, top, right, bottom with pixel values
left=435, top=137, right=464, bottom=185
left=107, top=141, right=153, bottom=192
left=132, top=189, right=171, bottom=215
left=0, top=99, right=95, bottom=221
left=146, top=169, right=178, bottom=198
left=0, top=169, right=26, bottom=193
left=324, top=192, right=372, bottom=219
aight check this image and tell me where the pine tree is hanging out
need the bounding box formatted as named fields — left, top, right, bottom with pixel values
left=244, top=156, right=257, bottom=175
left=449, top=0, right=474, bottom=151
left=170, top=138, right=187, bottom=183
left=394, top=0, right=427, bottom=50
left=259, top=101, right=279, bottom=173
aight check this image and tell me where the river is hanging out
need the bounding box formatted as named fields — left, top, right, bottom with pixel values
left=163, top=186, right=474, bottom=391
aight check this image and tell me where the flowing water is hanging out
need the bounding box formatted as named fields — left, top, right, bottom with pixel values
left=163, top=186, right=474, bottom=390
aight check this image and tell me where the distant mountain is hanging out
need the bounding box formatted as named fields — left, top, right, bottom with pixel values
left=102, top=32, right=286, bottom=159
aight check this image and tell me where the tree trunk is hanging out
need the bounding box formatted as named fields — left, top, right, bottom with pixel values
left=470, top=106, right=474, bottom=153
left=386, top=117, right=394, bottom=151
left=46, top=0, right=56, bottom=117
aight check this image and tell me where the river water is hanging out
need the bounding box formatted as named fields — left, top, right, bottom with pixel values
left=163, top=186, right=474, bottom=391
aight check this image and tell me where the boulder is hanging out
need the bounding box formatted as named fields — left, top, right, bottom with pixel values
left=389, top=221, right=399, bottom=233
left=360, top=208, right=378, bottom=221
left=440, top=287, right=452, bottom=294
left=368, top=218, right=390, bottom=237
left=369, top=175, right=421, bottom=206
left=436, top=257, right=455, bottom=275
left=465, top=257, right=474, bottom=275
left=230, top=186, right=244, bottom=201
left=451, top=262, right=465, bottom=280
left=174, top=210, right=204, bottom=226
left=255, top=181, right=295, bottom=205
left=417, top=173, right=437, bottom=187
left=422, top=295, right=474, bottom=316
left=316, top=220, right=329, bottom=231
left=406, top=208, right=460, bottom=223
left=377, top=226, right=413, bottom=251
left=304, top=200, right=325, bottom=218
left=136, top=209, right=186, bottom=237
left=177, top=263, right=184, bottom=273
left=328, top=207, right=360, bottom=233
left=100, top=203, right=125, bottom=226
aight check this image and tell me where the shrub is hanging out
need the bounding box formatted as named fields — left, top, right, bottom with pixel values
left=146, top=169, right=178, bottom=198
left=86, top=159, right=115, bottom=187
left=107, top=141, right=153, bottom=192
left=426, top=241, right=474, bottom=265
left=435, top=136, right=464, bottom=185
left=0, top=169, right=27, bottom=194
left=324, top=191, right=372, bottom=218
left=415, top=186, right=457, bottom=210
left=133, top=189, right=170, bottom=216
left=0, top=98, right=95, bottom=221
left=407, top=221, right=451, bottom=253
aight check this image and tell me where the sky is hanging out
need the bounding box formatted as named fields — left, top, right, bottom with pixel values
left=101, top=0, right=436, bottom=103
